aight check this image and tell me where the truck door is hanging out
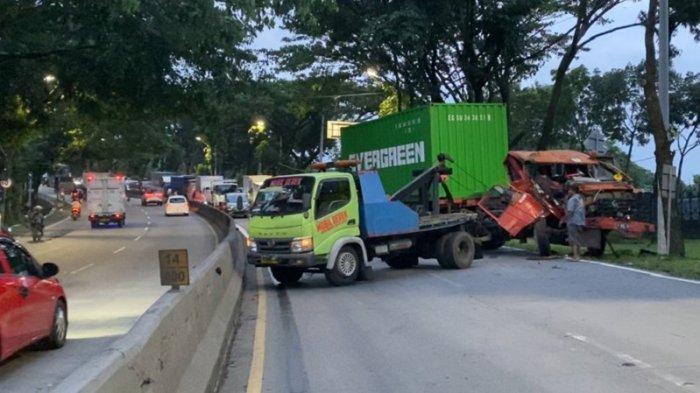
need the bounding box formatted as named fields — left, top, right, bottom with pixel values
left=313, top=178, right=360, bottom=256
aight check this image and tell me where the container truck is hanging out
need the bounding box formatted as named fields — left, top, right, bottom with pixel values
left=84, top=172, right=126, bottom=228
left=341, top=103, right=509, bottom=200
left=247, top=158, right=482, bottom=286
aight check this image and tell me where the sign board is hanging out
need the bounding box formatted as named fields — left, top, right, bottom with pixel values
left=326, top=121, right=356, bottom=140
left=159, top=249, right=189, bottom=288
left=661, top=164, right=677, bottom=198
left=584, top=129, right=608, bottom=154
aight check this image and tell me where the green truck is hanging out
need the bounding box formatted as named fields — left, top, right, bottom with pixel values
left=341, top=103, right=510, bottom=200
left=247, top=160, right=481, bottom=286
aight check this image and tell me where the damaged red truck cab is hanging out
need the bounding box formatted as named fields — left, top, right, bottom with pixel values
left=478, top=150, right=655, bottom=256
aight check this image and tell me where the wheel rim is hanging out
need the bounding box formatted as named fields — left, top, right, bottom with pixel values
left=337, top=252, right=357, bottom=277
left=55, top=306, right=67, bottom=342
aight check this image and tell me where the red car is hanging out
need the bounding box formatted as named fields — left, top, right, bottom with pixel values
left=0, top=236, right=67, bottom=361
left=141, top=188, right=165, bottom=206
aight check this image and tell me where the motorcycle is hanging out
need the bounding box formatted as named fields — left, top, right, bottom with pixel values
left=71, top=204, right=81, bottom=220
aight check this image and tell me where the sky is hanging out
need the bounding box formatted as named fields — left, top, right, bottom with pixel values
left=251, top=2, right=700, bottom=182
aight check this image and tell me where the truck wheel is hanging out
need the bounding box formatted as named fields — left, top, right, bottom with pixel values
left=384, top=254, right=419, bottom=269
left=534, top=220, right=551, bottom=257
left=442, top=231, right=475, bottom=269
left=118, top=220, right=124, bottom=228
left=586, top=230, right=607, bottom=257
left=42, top=300, right=67, bottom=349
left=91, top=221, right=97, bottom=229
left=270, top=268, right=303, bottom=285
left=435, top=233, right=454, bottom=268
left=325, top=246, right=360, bottom=286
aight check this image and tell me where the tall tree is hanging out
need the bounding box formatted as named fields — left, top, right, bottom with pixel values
left=537, top=0, right=641, bottom=149
left=642, top=0, right=684, bottom=255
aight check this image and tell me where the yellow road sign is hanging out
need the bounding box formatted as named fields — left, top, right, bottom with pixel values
left=159, top=249, right=189, bottom=287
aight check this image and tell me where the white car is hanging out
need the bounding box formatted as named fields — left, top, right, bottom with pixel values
left=165, top=196, right=189, bottom=216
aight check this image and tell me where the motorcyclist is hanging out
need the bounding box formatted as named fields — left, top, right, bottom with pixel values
left=71, top=187, right=83, bottom=202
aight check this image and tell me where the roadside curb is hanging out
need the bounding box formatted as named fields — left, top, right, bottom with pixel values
left=53, top=206, right=246, bottom=393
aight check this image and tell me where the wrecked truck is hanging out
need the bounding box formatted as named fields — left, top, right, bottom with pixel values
left=478, top=150, right=655, bottom=256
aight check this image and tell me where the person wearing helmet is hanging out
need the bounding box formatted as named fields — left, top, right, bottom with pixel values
left=27, top=205, right=45, bottom=239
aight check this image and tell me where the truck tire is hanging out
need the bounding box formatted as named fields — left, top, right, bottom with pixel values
left=435, top=233, right=454, bottom=268
left=384, top=254, right=419, bottom=269
left=270, top=268, right=303, bottom=285
left=325, top=246, right=360, bottom=286
left=586, top=230, right=608, bottom=257
left=443, top=231, right=475, bottom=269
left=534, top=220, right=551, bottom=257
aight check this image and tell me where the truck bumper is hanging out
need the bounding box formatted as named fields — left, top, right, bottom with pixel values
left=247, top=252, right=320, bottom=268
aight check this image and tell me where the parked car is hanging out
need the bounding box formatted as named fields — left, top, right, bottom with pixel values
left=0, top=236, right=67, bottom=361
left=165, top=196, right=189, bottom=216
left=141, top=188, right=165, bottom=206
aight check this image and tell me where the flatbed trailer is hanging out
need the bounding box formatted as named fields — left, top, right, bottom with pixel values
left=247, top=158, right=483, bottom=285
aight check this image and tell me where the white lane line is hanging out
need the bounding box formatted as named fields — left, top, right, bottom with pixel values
left=565, top=333, right=697, bottom=391
left=504, top=246, right=700, bottom=286
left=70, top=263, right=94, bottom=275
left=134, top=235, right=143, bottom=242
left=113, top=246, right=126, bottom=254
left=144, top=227, right=149, bottom=232
left=584, top=259, right=700, bottom=286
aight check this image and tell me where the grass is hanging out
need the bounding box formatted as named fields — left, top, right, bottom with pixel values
left=506, top=234, right=700, bottom=281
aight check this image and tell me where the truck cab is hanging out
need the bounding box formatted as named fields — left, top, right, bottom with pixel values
left=247, top=172, right=367, bottom=285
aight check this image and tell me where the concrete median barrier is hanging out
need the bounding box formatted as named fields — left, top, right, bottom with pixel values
left=54, top=204, right=244, bottom=393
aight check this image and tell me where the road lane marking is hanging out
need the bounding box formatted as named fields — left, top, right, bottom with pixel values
left=503, top=246, right=700, bottom=286
left=583, top=260, right=700, bottom=286
left=70, top=263, right=94, bottom=275
left=144, top=227, right=149, bottom=231
left=113, top=246, right=126, bottom=254
left=247, top=270, right=267, bottom=393
left=565, top=333, right=698, bottom=391
left=45, top=216, right=71, bottom=229
left=134, top=235, right=143, bottom=242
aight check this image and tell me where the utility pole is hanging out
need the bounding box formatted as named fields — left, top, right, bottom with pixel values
left=319, top=113, right=325, bottom=163
left=657, top=0, right=671, bottom=255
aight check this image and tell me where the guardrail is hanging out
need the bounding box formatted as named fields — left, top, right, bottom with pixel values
left=54, top=203, right=245, bottom=393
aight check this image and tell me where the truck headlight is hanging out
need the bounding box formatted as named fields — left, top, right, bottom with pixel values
left=290, top=236, right=313, bottom=253
left=246, top=237, right=258, bottom=253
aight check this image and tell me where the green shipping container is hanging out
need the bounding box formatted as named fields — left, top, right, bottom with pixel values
left=341, top=103, right=509, bottom=199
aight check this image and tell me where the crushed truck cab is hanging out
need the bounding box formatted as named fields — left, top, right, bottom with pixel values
left=248, top=161, right=480, bottom=286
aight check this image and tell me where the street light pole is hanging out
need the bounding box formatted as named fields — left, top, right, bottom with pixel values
left=657, top=0, right=671, bottom=255
left=319, top=113, right=325, bottom=162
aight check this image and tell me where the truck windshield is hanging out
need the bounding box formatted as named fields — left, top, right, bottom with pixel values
left=251, top=176, right=314, bottom=217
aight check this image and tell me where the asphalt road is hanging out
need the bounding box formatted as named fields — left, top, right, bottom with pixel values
left=0, top=199, right=217, bottom=392
left=220, top=245, right=700, bottom=393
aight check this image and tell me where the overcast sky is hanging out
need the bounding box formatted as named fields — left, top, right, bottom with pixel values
left=252, top=2, right=700, bottom=182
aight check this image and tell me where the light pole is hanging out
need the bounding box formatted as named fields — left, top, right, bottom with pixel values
left=195, top=136, right=215, bottom=175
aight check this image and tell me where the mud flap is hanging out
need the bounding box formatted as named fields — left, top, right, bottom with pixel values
left=357, top=260, right=373, bottom=281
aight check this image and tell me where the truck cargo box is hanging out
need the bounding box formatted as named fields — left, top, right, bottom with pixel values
left=341, top=104, right=509, bottom=199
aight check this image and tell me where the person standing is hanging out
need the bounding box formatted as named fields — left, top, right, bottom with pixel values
left=564, top=183, right=585, bottom=260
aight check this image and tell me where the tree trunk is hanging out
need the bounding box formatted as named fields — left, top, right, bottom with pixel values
left=642, top=0, right=685, bottom=256
left=537, top=48, right=577, bottom=150
left=625, top=130, right=635, bottom=172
